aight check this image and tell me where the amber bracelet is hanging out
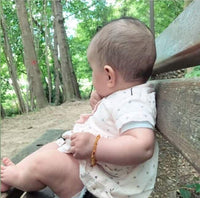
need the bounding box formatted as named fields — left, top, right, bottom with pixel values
left=91, top=135, right=101, bottom=167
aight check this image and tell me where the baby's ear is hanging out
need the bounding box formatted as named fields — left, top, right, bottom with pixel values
left=104, top=65, right=116, bottom=88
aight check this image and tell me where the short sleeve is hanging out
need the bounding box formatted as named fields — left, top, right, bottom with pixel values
left=121, top=121, right=153, bottom=133
left=111, top=88, right=156, bottom=133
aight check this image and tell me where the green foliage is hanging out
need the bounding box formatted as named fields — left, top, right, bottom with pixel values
left=1, top=0, right=24, bottom=76
left=0, top=60, right=12, bottom=105
left=185, top=66, right=200, bottom=78
left=179, top=189, right=191, bottom=198
left=178, top=177, right=200, bottom=198
left=67, top=0, right=112, bottom=99
left=0, top=0, right=188, bottom=115
left=154, top=0, right=184, bottom=36
left=0, top=65, right=21, bottom=117
left=3, top=99, right=20, bottom=117
left=115, top=0, right=184, bottom=36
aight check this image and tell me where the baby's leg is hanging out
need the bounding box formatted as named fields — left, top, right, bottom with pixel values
left=1, top=141, right=59, bottom=191
left=37, top=150, right=83, bottom=198
left=0, top=141, right=57, bottom=192
left=1, top=156, right=45, bottom=192
left=1, top=158, right=14, bottom=192
left=35, top=141, right=59, bottom=152
left=1, top=140, right=59, bottom=191
left=1, top=150, right=83, bottom=198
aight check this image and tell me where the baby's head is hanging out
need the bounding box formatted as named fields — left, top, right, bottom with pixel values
left=87, top=17, right=156, bottom=83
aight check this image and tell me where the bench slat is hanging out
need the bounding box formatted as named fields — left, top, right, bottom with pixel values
left=154, top=78, right=200, bottom=172
left=153, top=0, right=200, bottom=75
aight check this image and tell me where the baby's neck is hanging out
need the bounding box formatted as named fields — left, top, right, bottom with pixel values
left=105, top=76, right=145, bottom=97
left=116, top=79, right=144, bottom=92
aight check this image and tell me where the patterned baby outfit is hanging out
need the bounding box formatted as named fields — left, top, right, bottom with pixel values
left=57, top=83, right=158, bottom=198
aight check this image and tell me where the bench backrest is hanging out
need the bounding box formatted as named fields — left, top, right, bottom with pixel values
left=152, top=0, right=200, bottom=173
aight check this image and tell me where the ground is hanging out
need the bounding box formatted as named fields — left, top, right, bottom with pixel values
left=1, top=100, right=199, bottom=197
left=1, top=100, right=91, bottom=159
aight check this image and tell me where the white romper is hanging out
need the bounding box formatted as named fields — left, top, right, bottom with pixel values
left=57, top=83, right=159, bottom=198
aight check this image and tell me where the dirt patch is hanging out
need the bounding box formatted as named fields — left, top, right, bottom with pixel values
left=1, top=100, right=91, bottom=159
left=1, top=100, right=199, bottom=197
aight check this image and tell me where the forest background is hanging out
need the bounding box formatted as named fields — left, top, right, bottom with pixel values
left=1, top=0, right=200, bottom=117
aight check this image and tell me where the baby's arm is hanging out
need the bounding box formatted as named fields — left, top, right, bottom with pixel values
left=96, top=128, right=155, bottom=166
left=70, top=128, right=155, bottom=166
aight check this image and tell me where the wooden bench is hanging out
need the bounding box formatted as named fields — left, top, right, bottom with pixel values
left=2, top=0, right=200, bottom=197
left=153, top=0, right=200, bottom=173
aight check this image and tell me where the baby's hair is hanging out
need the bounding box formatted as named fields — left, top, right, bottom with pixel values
left=88, top=17, right=156, bottom=83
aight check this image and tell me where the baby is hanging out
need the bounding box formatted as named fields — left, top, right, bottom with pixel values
left=1, top=17, right=158, bottom=198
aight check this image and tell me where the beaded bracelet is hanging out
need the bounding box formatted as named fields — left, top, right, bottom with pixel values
left=91, top=135, right=101, bottom=167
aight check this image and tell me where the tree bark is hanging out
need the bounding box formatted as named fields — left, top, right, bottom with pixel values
left=44, top=0, right=52, bottom=103
left=52, top=0, right=80, bottom=101
left=15, top=0, right=48, bottom=108
left=0, top=3, right=27, bottom=113
left=53, top=19, right=62, bottom=105
left=1, top=104, right=6, bottom=119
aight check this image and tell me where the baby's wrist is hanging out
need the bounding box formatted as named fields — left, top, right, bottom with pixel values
left=90, top=134, right=101, bottom=167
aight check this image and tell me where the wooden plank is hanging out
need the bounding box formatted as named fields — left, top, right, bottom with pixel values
left=153, top=78, right=200, bottom=172
left=153, top=0, right=200, bottom=75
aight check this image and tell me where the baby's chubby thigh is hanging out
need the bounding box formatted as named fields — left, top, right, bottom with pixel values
left=34, top=149, right=83, bottom=198
left=33, top=141, right=59, bottom=154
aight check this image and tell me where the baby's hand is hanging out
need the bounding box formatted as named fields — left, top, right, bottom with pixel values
left=90, top=90, right=102, bottom=109
left=70, top=132, right=96, bottom=159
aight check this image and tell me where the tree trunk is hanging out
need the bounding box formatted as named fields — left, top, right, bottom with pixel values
left=44, top=0, right=52, bottom=103
left=0, top=4, right=27, bottom=113
left=53, top=19, right=62, bottom=105
left=52, top=0, right=80, bottom=101
left=15, top=0, right=48, bottom=108
left=1, top=104, right=6, bottom=119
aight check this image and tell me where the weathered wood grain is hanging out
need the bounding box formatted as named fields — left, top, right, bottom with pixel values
left=153, top=78, right=200, bottom=172
left=153, top=0, right=200, bottom=75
